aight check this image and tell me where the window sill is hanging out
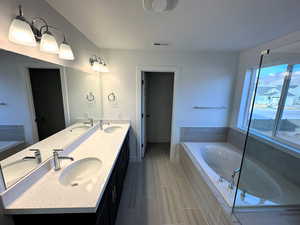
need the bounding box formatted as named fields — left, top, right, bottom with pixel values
left=234, top=127, right=300, bottom=159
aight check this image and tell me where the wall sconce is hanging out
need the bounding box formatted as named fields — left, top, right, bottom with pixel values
left=8, top=5, right=74, bottom=60
left=90, top=56, right=109, bottom=72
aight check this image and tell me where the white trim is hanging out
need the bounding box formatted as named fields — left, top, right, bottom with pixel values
left=60, top=67, right=71, bottom=126
left=238, top=68, right=256, bottom=129
left=136, top=65, right=181, bottom=161
left=23, top=68, right=39, bottom=144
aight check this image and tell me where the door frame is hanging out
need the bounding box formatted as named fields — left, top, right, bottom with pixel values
left=136, top=65, right=180, bottom=161
left=23, top=66, right=70, bottom=143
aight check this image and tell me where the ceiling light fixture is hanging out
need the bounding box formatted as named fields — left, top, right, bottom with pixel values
left=8, top=5, right=75, bottom=60
left=90, top=56, right=110, bottom=73
left=143, top=0, right=178, bottom=12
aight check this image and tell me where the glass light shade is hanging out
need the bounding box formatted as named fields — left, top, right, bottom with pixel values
left=59, top=43, right=74, bottom=60
left=92, top=61, right=101, bottom=71
left=99, top=64, right=110, bottom=72
left=8, top=18, right=37, bottom=47
left=40, top=32, right=59, bottom=54
left=91, top=61, right=109, bottom=72
left=152, top=0, right=168, bottom=12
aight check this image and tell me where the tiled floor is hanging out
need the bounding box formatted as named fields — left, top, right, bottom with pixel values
left=115, top=143, right=208, bottom=225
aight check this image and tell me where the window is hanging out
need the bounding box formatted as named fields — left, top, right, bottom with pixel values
left=241, top=63, right=300, bottom=147
left=277, top=64, right=300, bottom=145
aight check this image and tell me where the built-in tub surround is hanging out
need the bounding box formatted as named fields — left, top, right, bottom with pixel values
left=0, top=126, right=25, bottom=160
left=180, top=127, right=229, bottom=142
left=179, top=143, right=240, bottom=225
left=1, top=122, right=130, bottom=214
left=228, top=128, right=300, bottom=194
left=181, top=142, right=300, bottom=209
left=0, top=142, right=24, bottom=157
left=0, top=126, right=25, bottom=142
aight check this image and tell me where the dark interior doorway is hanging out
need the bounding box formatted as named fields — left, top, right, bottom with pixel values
left=141, top=72, right=174, bottom=157
left=29, top=68, right=66, bottom=141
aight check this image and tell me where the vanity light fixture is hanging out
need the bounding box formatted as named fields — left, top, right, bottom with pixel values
left=59, top=37, right=74, bottom=60
left=90, top=56, right=110, bottom=72
left=8, top=5, right=74, bottom=60
left=8, top=5, right=36, bottom=47
left=40, top=30, right=59, bottom=54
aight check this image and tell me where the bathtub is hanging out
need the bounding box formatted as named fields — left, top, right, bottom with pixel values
left=0, top=141, right=23, bottom=154
left=181, top=142, right=285, bottom=207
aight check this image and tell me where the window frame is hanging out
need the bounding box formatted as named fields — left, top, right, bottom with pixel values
left=240, top=63, right=300, bottom=150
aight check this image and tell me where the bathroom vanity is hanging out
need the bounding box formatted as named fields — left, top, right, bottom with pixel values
left=0, top=47, right=131, bottom=225
left=1, top=123, right=130, bottom=225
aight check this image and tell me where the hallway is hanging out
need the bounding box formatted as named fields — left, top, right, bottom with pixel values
left=116, top=143, right=208, bottom=225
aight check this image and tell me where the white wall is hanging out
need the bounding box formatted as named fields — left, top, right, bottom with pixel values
left=0, top=0, right=101, bottom=73
left=0, top=51, right=64, bottom=145
left=230, top=31, right=300, bottom=128
left=65, top=67, right=102, bottom=124
left=100, top=49, right=239, bottom=160
left=146, top=72, right=174, bottom=143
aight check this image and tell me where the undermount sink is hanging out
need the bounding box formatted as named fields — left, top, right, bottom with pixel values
left=104, top=126, right=122, bottom=133
left=59, top=157, right=102, bottom=187
left=69, top=125, right=90, bottom=134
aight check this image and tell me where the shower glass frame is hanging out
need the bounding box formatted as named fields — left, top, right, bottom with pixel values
left=233, top=46, right=300, bottom=213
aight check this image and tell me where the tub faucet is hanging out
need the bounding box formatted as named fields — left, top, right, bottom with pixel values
left=229, top=168, right=240, bottom=190
left=23, top=149, right=42, bottom=164
left=53, top=149, right=74, bottom=171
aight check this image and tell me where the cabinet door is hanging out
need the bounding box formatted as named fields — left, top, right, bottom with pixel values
left=108, top=164, right=119, bottom=225
left=96, top=188, right=110, bottom=225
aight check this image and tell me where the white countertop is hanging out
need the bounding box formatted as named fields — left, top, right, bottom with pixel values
left=0, top=123, right=98, bottom=189
left=3, top=123, right=130, bottom=214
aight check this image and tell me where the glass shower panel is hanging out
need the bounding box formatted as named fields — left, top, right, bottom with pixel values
left=233, top=42, right=300, bottom=219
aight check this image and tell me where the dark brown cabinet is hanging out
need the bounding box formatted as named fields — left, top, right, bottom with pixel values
left=12, top=133, right=130, bottom=225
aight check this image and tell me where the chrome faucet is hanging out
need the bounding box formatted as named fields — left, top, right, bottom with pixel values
left=23, top=149, right=42, bottom=164
left=99, top=120, right=110, bottom=130
left=228, top=168, right=240, bottom=189
left=53, top=149, right=74, bottom=171
left=84, top=118, right=94, bottom=127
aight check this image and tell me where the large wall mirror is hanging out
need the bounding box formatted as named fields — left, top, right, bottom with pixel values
left=0, top=49, right=102, bottom=189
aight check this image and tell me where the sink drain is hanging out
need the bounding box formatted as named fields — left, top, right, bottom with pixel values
left=71, top=182, right=79, bottom=187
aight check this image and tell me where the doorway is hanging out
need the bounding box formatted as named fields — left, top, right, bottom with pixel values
left=29, top=68, right=66, bottom=141
left=141, top=72, right=174, bottom=157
